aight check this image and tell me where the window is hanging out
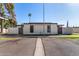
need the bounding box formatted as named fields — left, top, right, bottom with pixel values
left=47, top=25, right=51, bottom=33
left=30, top=25, right=34, bottom=33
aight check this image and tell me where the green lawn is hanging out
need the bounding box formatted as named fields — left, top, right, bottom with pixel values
left=60, top=34, right=79, bottom=39
left=0, top=38, right=16, bottom=40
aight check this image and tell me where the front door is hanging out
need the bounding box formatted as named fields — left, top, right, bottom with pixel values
left=30, top=25, right=34, bottom=33
left=58, top=27, right=62, bottom=34
left=19, top=28, right=23, bottom=34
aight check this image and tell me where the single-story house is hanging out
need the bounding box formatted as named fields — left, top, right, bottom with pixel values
left=7, top=22, right=73, bottom=35
left=23, top=23, right=58, bottom=35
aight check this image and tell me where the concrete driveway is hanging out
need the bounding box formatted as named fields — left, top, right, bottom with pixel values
left=42, top=37, right=79, bottom=56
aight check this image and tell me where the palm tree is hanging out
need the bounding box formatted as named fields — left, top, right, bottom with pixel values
left=28, top=13, right=31, bottom=23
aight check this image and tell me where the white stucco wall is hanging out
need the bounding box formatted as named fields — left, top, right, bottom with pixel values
left=23, top=24, right=58, bottom=35
left=34, top=24, right=43, bottom=34
left=23, top=24, right=30, bottom=34
left=7, top=27, right=19, bottom=34
left=62, top=27, right=73, bottom=34
left=3, top=29, right=8, bottom=33
left=0, top=28, right=8, bottom=33
left=51, top=24, right=58, bottom=34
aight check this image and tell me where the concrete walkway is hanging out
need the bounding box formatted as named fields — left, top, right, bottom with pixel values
left=34, top=38, right=45, bottom=56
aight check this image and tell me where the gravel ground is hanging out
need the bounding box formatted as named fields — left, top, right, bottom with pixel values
left=42, top=37, right=79, bottom=56
left=0, top=38, right=36, bottom=56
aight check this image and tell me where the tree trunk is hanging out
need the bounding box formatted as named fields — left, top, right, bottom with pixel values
left=1, top=19, right=3, bottom=33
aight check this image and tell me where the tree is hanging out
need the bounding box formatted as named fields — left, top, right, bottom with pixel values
left=0, top=3, right=16, bottom=33
left=28, top=13, right=31, bottom=23
left=0, top=3, right=5, bottom=33
left=4, top=3, right=16, bottom=27
left=0, top=3, right=5, bottom=17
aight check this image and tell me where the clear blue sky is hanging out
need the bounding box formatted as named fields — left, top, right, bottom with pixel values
left=14, top=3, right=79, bottom=27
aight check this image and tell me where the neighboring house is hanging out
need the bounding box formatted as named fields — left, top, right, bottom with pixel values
left=62, top=27, right=73, bottom=35
left=73, top=27, right=79, bottom=33
left=58, top=25, right=63, bottom=34
left=0, top=27, right=8, bottom=33
left=7, top=25, right=23, bottom=34
left=7, top=22, right=73, bottom=35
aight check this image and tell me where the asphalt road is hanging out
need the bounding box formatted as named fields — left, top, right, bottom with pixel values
left=0, top=38, right=36, bottom=56
left=0, top=36, right=79, bottom=56
left=42, top=37, right=79, bottom=56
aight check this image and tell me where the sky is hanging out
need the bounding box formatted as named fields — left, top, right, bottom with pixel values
left=14, top=3, right=79, bottom=27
